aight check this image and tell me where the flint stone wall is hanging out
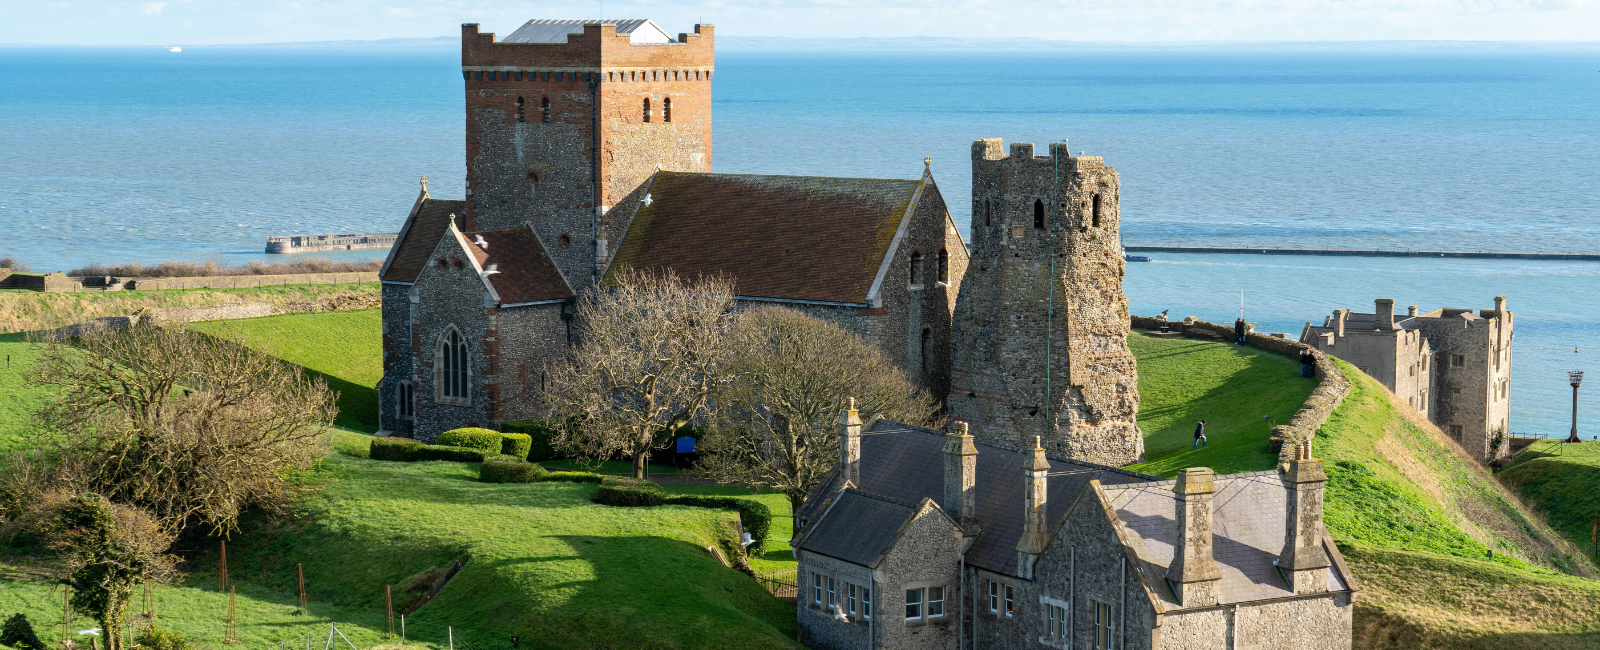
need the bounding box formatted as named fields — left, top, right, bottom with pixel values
left=122, top=272, right=377, bottom=291
left=1131, top=315, right=1351, bottom=470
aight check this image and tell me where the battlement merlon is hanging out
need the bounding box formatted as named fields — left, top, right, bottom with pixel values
left=970, top=138, right=1109, bottom=173
left=462, top=22, right=714, bottom=70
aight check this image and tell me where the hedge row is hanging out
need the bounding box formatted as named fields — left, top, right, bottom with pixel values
left=499, top=419, right=561, bottom=461
left=369, top=436, right=521, bottom=464
left=477, top=461, right=604, bottom=484
left=592, top=479, right=772, bottom=554
left=437, top=428, right=502, bottom=454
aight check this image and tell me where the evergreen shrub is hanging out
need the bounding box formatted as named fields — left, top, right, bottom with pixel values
left=594, top=477, right=666, bottom=507
left=538, top=471, right=603, bottom=484
left=369, top=436, right=421, bottom=461
left=0, top=613, right=44, bottom=650
left=480, top=461, right=548, bottom=483
left=408, top=445, right=486, bottom=462
left=436, top=428, right=503, bottom=454
left=499, top=433, right=533, bottom=460
left=501, top=419, right=561, bottom=461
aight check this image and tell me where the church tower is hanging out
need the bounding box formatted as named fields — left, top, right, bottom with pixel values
left=460, top=21, right=714, bottom=286
left=948, top=139, right=1142, bottom=466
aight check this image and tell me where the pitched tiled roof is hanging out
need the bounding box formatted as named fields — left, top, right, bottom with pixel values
left=605, top=172, right=924, bottom=305
left=797, top=490, right=917, bottom=567
left=1101, top=472, right=1352, bottom=607
left=797, top=419, right=1155, bottom=575
left=383, top=197, right=465, bottom=283
left=460, top=228, right=574, bottom=305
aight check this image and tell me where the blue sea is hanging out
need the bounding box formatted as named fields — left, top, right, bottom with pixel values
left=2, top=46, right=1598, bottom=435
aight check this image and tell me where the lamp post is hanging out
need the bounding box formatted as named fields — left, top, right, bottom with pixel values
left=1568, top=370, right=1584, bottom=443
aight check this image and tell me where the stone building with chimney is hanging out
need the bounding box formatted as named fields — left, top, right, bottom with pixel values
left=377, top=19, right=967, bottom=439
left=1301, top=296, right=1513, bottom=460
left=791, top=406, right=1357, bottom=650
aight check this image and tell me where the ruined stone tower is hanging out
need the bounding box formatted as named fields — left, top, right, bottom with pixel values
left=461, top=21, right=714, bottom=285
left=948, top=138, right=1142, bottom=466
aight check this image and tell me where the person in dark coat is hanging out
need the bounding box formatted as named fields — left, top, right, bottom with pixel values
left=1234, top=318, right=1247, bottom=344
left=1192, top=420, right=1208, bottom=449
left=1300, top=349, right=1316, bottom=377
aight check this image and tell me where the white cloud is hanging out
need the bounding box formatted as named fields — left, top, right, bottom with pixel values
left=140, top=1, right=165, bottom=16
left=385, top=7, right=411, bottom=18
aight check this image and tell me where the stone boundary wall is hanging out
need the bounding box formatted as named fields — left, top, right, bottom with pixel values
left=122, top=272, right=378, bottom=291
left=1131, top=315, right=1352, bottom=470
left=1, top=271, right=80, bottom=292
left=38, top=295, right=379, bottom=339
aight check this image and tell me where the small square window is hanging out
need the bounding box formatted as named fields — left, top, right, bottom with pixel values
left=1451, top=354, right=1466, bottom=368
left=905, top=588, right=923, bottom=620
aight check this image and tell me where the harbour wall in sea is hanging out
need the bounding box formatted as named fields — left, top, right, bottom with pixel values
left=266, top=233, right=397, bottom=254
left=1123, top=246, right=1600, bottom=261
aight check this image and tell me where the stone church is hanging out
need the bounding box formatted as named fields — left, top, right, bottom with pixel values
left=377, top=19, right=967, bottom=439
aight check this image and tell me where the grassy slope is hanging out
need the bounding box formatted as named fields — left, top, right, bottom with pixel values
left=1499, top=440, right=1600, bottom=558
left=0, top=333, right=48, bottom=451
left=0, top=283, right=379, bottom=334
left=192, top=310, right=383, bottom=432
left=1124, top=332, right=1316, bottom=476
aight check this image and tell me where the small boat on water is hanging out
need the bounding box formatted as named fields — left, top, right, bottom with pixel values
left=168, top=46, right=182, bottom=52
left=1122, top=247, right=1152, bottom=263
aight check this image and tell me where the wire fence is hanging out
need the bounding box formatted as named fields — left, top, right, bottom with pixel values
left=275, top=620, right=497, bottom=650
left=754, top=569, right=797, bottom=601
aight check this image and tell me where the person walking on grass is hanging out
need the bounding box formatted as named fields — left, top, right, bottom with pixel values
left=1193, top=420, right=1208, bottom=449
left=1234, top=318, right=1248, bottom=345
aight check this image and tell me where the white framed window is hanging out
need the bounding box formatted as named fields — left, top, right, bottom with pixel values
left=1044, top=601, right=1067, bottom=642
left=435, top=327, right=471, bottom=406
left=988, top=580, right=1000, bottom=613
left=927, top=586, right=945, bottom=618
left=813, top=573, right=823, bottom=606
left=827, top=577, right=836, bottom=610
left=1093, top=600, right=1113, bottom=650
left=905, top=588, right=923, bottom=620
left=847, top=583, right=858, bottom=616
left=397, top=380, right=415, bottom=420
left=862, top=584, right=872, bottom=620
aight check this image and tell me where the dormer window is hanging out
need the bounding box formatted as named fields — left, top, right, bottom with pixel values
left=1033, top=199, right=1045, bottom=229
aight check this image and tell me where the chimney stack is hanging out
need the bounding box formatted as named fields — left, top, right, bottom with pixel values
left=943, top=422, right=979, bottom=535
left=1494, top=295, right=1507, bottom=316
left=1375, top=299, right=1395, bottom=331
left=1334, top=309, right=1348, bottom=338
left=1280, top=442, right=1331, bottom=594
left=1014, top=436, right=1051, bottom=579
left=1167, top=467, right=1223, bottom=607
left=1408, top=305, right=1419, bottom=317
left=838, top=397, right=862, bottom=486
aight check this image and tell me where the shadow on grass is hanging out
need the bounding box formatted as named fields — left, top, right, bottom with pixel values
left=315, top=369, right=378, bottom=433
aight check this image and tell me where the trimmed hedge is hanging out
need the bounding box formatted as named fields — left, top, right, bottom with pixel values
left=591, top=479, right=773, bottom=554
left=437, top=428, right=502, bottom=454
left=500, top=433, right=533, bottom=461
left=501, top=419, right=561, bottom=461
left=480, top=461, right=548, bottom=483
left=409, top=445, right=487, bottom=462
left=370, top=436, right=422, bottom=461
left=540, top=471, right=603, bottom=484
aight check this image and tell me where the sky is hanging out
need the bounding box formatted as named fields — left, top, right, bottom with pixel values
left=1, top=0, right=1598, bottom=45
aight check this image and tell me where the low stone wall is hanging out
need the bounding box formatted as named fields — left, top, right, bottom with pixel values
left=36, top=294, right=379, bottom=339
left=1131, top=315, right=1352, bottom=470
left=123, top=272, right=378, bottom=291
left=1, top=271, right=80, bottom=292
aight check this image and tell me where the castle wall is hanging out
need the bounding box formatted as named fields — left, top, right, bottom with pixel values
left=951, top=139, right=1140, bottom=464
left=1303, top=325, right=1429, bottom=416
left=1412, top=306, right=1513, bottom=459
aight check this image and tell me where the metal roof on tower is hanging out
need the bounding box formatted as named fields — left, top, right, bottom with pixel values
left=502, top=19, right=675, bottom=44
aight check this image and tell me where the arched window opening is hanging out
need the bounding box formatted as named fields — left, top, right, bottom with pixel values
left=541, top=97, right=551, bottom=123
left=984, top=200, right=992, bottom=227
left=643, top=98, right=652, bottom=123
left=663, top=97, right=672, bottom=123
left=1033, top=199, right=1045, bottom=229
left=938, top=249, right=949, bottom=283
left=397, top=381, right=414, bottom=420
left=909, top=250, right=923, bottom=286
left=920, top=328, right=933, bottom=375
left=436, top=328, right=471, bottom=405
left=515, top=97, right=525, bottom=123
left=1091, top=194, right=1103, bottom=227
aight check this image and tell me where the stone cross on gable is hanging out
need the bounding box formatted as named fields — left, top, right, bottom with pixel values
left=420, top=176, right=429, bottom=192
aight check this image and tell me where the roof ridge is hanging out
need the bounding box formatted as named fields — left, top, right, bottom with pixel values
left=655, top=170, right=921, bottom=184
left=872, top=419, right=1160, bottom=481
left=843, top=487, right=917, bottom=510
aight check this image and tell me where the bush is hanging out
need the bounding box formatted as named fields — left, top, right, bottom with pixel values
left=408, top=445, right=486, bottom=462
left=665, top=495, right=773, bottom=555
left=480, top=461, right=548, bottom=484
left=501, top=419, right=561, bottom=461
left=1, top=613, right=45, bottom=650
left=594, top=481, right=665, bottom=507
left=499, top=433, right=533, bottom=461
left=437, top=428, right=502, bottom=454
left=133, top=628, right=190, bottom=650
left=370, top=436, right=422, bottom=461
left=483, top=453, right=523, bottom=464
left=538, top=471, right=603, bottom=484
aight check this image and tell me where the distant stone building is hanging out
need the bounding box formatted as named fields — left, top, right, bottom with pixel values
left=949, top=139, right=1142, bottom=466
left=377, top=19, right=966, bottom=439
left=792, top=411, right=1357, bottom=650
left=1301, top=296, right=1513, bottom=460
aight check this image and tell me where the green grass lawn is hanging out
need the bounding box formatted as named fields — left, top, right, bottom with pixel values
left=0, top=333, right=48, bottom=451
left=1499, top=440, right=1600, bottom=557
left=192, top=309, right=382, bottom=432
left=538, top=459, right=680, bottom=475
left=1124, top=331, right=1316, bottom=476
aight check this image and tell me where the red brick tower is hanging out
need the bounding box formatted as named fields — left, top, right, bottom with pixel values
left=460, top=21, right=714, bottom=286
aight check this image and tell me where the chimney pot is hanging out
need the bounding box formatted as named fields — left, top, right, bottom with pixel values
left=1375, top=299, right=1395, bottom=331
left=1334, top=309, right=1348, bottom=338
left=1408, top=305, right=1419, bottom=317
left=1015, top=436, right=1051, bottom=578
left=838, top=397, right=862, bottom=486
left=1168, top=467, right=1223, bottom=607
left=1494, top=295, right=1507, bottom=315
left=942, top=421, right=979, bottom=535
left=1281, top=444, right=1331, bottom=594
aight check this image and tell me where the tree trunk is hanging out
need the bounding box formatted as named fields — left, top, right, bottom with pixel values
left=634, top=449, right=648, bottom=480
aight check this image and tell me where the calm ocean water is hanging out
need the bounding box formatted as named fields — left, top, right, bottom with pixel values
left=2, top=46, right=1598, bottom=434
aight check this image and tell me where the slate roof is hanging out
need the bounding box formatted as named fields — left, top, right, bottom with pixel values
left=503, top=19, right=674, bottom=44
left=797, top=491, right=918, bottom=567
left=382, top=197, right=466, bottom=284
left=460, top=228, right=574, bottom=305
left=604, top=172, right=926, bottom=305
left=796, top=419, right=1155, bottom=575
left=1101, top=471, right=1353, bottom=607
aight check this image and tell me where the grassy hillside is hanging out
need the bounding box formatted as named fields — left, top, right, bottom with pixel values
left=1500, top=440, right=1600, bottom=558
left=192, top=309, right=383, bottom=432
left=0, top=333, right=47, bottom=451
left=0, top=282, right=379, bottom=333
left=1125, top=332, right=1316, bottom=476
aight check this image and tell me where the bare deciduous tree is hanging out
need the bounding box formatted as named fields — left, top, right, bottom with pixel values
left=543, top=270, right=736, bottom=479
left=696, top=306, right=943, bottom=510
left=26, top=324, right=335, bottom=534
